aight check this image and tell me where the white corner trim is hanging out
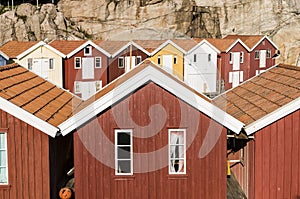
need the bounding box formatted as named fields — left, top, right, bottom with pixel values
left=67, top=40, right=111, bottom=58
left=250, top=36, right=279, bottom=51
left=0, top=51, right=9, bottom=60
left=17, top=41, right=45, bottom=59
left=188, top=39, right=221, bottom=54
left=59, top=65, right=244, bottom=135
left=130, top=41, right=151, bottom=56
left=111, top=42, right=132, bottom=58
left=245, top=97, right=300, bottom=135
left=0, top=97, right=58, bottom=137
left=226, top=39, right=250, bottom=53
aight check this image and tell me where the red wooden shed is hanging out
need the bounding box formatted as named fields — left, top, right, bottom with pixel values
left=0, top=63, right=83, bottom=199
left=214, top=64, right=300, bottom=199
left=60, top=60, right=244, bottom=199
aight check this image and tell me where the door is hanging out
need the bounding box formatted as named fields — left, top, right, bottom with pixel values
left=232, top=52, right=240, bottom=70
left=229, top=71, right=240, bottom=88
left=162, top=55, right=173, bottom=74
left=80, top=81, right=96, bottom=100
left=259, top=50, right=266, bottom=68
left=32, top=59, right=49, bottom=79
left=82, top=57, right=94, bottom=79
left=125, top=56, right=136, bottom=72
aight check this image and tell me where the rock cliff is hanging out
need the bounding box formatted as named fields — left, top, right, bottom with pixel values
left=0, top=0, right=299, bottom=65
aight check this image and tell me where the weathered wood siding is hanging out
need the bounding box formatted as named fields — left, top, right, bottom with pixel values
left=74, top=82, right=227, bottom=199
left=248, top=109, right=300, bottom=199
left=0, top=109, right=50, bottom=199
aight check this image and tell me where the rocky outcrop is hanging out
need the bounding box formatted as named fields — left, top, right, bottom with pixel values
left=0, top=0, right=299, bottom=65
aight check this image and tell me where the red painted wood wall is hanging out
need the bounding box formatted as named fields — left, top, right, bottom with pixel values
left=74, top=82, right=227, bottom=199
left=63, top=45, right=109, bottom=96
left=0, top=109, right=50, bottom=199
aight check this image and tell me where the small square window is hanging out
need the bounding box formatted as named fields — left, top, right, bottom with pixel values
left=95, top=57, right=102, bottom=68
left=174, top=55, right=177, bottom=64
left=74, top=57, right=81, bottom=69
left=74, top=82, right=81, bottom=93
left=28, top=58, right=33, bottom=70
left=84, top=46, right=92, bottom=56
left=266, top=50, right=271, bottom=58
left=158, top=56, right=161, bottom=65
left=118, top=57, right=124, bottom=68
left=136, top=56, right=142, bottom=64
left=254, top=51, right=260, bottom=59
left=49, top=58, right=54, bottom=69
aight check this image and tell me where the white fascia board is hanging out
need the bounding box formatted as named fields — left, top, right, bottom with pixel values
left=250, top=36, right=279, bottom=51
left=0, top=51, right=9, bottom=60
left=150, top=40, right=187, bottom=56
left=59, top=66, right=244, bottom=135
left=17, top=41, right=45, bottom=59
left=131, top=41, right=151, bottom=56
left=226, top=39, right=250, bottom=53
left=67, top=40, right=111, bottom=58
left=111, top=42, right=132, bottom=58
left=245, top=97, right=300, bottom=135
left=188, top=39, right=221, bottom=54
left=44, top=44, right=67, bottom=58
left=0, top=97, right=58, bottom=137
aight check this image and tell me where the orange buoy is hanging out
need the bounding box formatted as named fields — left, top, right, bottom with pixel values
left=59, top=187, right=72, bottom=199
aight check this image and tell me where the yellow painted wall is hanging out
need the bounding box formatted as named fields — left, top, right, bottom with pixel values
left=149, top=43, right=184, bottom=80
left=17, top=46, right=63, bottom=87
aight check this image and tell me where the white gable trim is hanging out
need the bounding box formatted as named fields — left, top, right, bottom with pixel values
left=59, top=64, right=244, bottom=136
left=250, top=36, right=279, bottom=51
left=0, top=50, right=9, bottom=60
left=112, top=41, right=151, bottom=58
left=188, top=39, right=221, bottom=54
left=226, top=39, right=250, bottom=53
left=0, top=97, right=58, bottom=137
left=67, top=40, right=111, bottom=58
left=150, top=40, right=187, bottom=56
left=245, top=97, right=300, bottom=135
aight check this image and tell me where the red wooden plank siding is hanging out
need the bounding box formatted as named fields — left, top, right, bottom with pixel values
left=0, top=110, right=50, bottom=199
left=291, top=111, right=299, bottom=198
left=74, top=82, right=227, bottom=199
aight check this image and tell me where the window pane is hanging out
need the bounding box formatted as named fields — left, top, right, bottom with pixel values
left=117, top=160, right=131, bottom=174
left=0, top=168, right=7, bottom=183
left=117, top=147, right=131, bottom=159
left=170, top=159, right=184, bottom=173
left=117, top=132, right=131, bottom=145
left=0, top=134, right=5, bottom=149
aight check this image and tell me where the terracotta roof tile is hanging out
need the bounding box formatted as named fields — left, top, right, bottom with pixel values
left=213, top=64, right=300, bottom=126
left=171, top=39, right=198, bottom=51
left=0, top=63, right=83, bottom=127
left=0, top=41, right=38, bottom=58
left=205, top=38, right=237, bottom=52
left=133, top=40, right=167, bottom=53
left=94, top=40, right=129, bottom=55
left=49, top=40, right=86, bottom=55
left=224, top=35, right=264, bottom=49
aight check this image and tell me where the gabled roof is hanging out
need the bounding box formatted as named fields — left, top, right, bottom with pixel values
left=0, top=63, right=83, bottom=137
left=206, top=38, right=250, bottom=53
left=150, top=39, right=187, bottom=55
left=59, top=59, right=244, bottom=136
left=213, top=64, right=300, bottom=135
left=224, top=35, right=279, bottom=51
left=48, top=40, right=87, bottom=56
left=0, top=50, right=9, bottom=60
left=66, top=40, right=111, bottom=58
left=133, top=39, right=167, bottom=54
left=16, top=41, right=66, bottom=59
left=95, top=40, right=129, bottom=56
left=171, top=38, right=198, bottom=52
left=189, top=39, right=221, bottom=54
left=0, top=41, right=39, bottom=58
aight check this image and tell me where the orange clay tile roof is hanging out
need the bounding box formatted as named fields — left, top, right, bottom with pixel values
left=133, top=40, right=167, bottom=53
left=205, top=38, right=237, bottom=52
left=213, top=64, right=300, bottom=126
left=94, top=40, right=129, bottom=55
left=171, top=39, right=198, bottom=52
left=49, top=40, right=87, bottom=55
left=0, top=63, right=83, bottom=127
left=224, top=35, right=264, bottom=49
left=0, top=41, right=38, bottom=58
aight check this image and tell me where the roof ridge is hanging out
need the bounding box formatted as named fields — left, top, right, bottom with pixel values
left=278, top=63, right=300, bottom=71
left=0, top=63, right=19, bottom=71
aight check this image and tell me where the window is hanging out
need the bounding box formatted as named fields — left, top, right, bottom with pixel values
left=174, top=55, right=177, bottom=64
left=49, top=58, right=54, bottom=69
left=84, top=46, right=92, bottom=56
left=266, top=49, right=271, bottom=58
left=208, top=54, right=211, bottom=62
left=74, top=57, right=81, bottom=69
left=157, top=56, right=161, bottom=65
left=28, top=58, right=33, bottom=70
left=115, top=130, right=133, bottom=175
left=193, top=54, right=196, bottom=62
left=136, top=56, right=142, bottom=64
left=240, top=52, right=244, bottom=63
left=74, top=82, right=81, bottom=93
left=95, top=81, right=102, bottom=91
left=254, top=51, right=260, bottom=59
left=169, top=129, right=186, bottom=174
left=229, top=52, right=232, bottom=64
left=95, top=57, right=102, bottom=68
left=0, top=133, right=8, bottom=184
left=118, top=57, right=124, bottom=68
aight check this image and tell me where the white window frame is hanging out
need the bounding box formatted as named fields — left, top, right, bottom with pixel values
left=254, top=51, right=260, bottom=59
left=49, top=58, right=54, bottom=70
left=84, top=46, right=92, bottom=56
left=173, top=55, right=177, bottom=64
left=229, top=52, right=233, bottom=64
left=95, top=57, right=102, bottom=68
left=0, top=132, right=8, bottom=185
left=240, top=52, right=244, bottom=63
left=115, top=129, right=133, bottom=175
left=266, top=49, right=271, bottom=58
left=74, top=57, right=82, bottom=69
left=157, top=56, right=161, bottom=65
left=168, top=129, right=186, bottom=175
left=74, top=81, right=81, bottom=93
left=136, top=56, right=142, bottom=64
left=118, top=57, right=124, bottom=68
